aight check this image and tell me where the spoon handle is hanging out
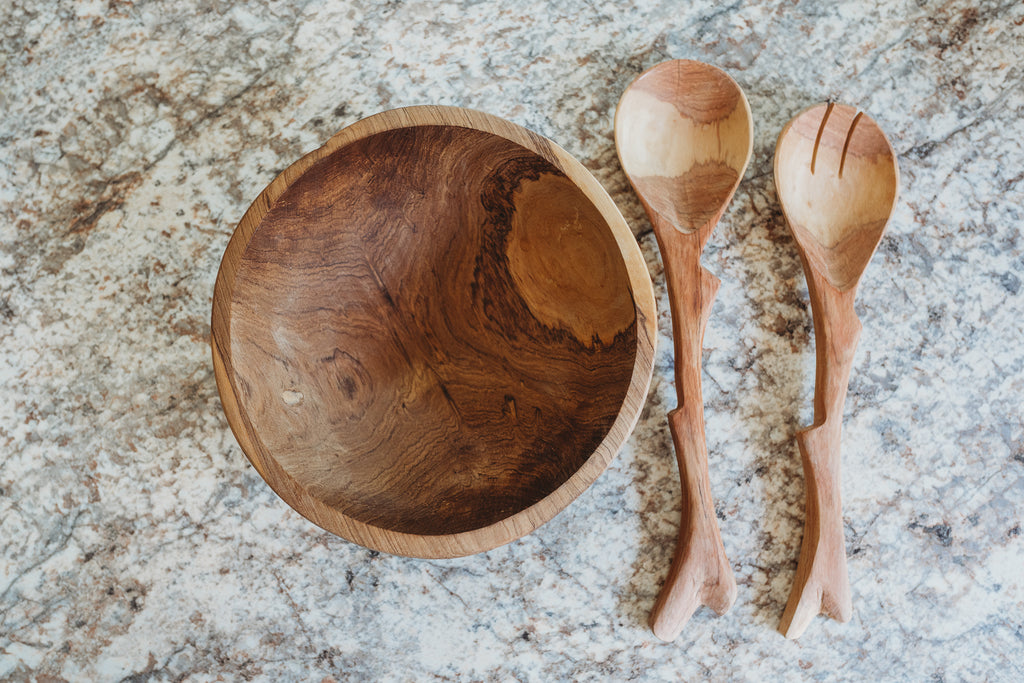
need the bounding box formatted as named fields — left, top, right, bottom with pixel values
left=779, top=268, right=860, bottom=639
left=648, top=224, right=736, bottom=642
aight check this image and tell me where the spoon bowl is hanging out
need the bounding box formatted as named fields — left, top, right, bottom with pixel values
left=616, top=61, right=752, bottom=239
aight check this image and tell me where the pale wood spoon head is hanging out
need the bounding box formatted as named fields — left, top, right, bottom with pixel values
left=774, top=103, right=899, bottom=291
left=615, top=59, right=753, bottom=243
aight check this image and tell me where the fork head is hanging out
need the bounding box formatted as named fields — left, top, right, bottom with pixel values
left=774, top=103, right=899, bottom=291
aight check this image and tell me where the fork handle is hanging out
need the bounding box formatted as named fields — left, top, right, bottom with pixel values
left=648, top=225, right=736, bottom=641
left=779, top=270, right=861, bottom=639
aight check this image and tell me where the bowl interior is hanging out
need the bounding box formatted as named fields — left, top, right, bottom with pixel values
left=228, top=124, right=639, bottom=536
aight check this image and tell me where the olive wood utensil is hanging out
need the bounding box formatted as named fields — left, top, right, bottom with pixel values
left=615, top=60, right=753, bottom=641
left=773, top=103, right=899, bottom=638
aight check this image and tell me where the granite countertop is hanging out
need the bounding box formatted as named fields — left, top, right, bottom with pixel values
left=2, top=0, right=1022, bottom=680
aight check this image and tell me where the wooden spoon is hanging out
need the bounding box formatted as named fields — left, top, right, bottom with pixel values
left=773, top=103, right=899, bottom=638
left=615, top=59, right=752, bottom=641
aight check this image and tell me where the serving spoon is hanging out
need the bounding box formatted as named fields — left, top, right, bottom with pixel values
left=615, top=59, right=752, bottom=641
left=773, top=103, right=899, bottom=639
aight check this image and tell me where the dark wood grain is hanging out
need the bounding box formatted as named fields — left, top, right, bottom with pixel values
left=212, top=107, right=657, bottom=558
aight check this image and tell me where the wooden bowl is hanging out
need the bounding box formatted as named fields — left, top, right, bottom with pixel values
left=211, top=106, right=656, bottom=558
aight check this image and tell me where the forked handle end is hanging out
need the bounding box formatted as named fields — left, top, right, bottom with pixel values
left=780, top=274, right=860, bottom=638
left=649, top=405, right=737, bottom=642
left=778, top=422, right=853, bottom=639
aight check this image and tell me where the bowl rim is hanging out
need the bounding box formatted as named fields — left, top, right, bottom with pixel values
left=211, top=105, right=657, bottom=558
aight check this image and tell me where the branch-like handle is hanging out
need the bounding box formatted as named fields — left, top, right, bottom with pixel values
left=649, top=399, right=738, bottom=640
left=649, top=225, right=736, bottom=641
left=779, top=271, right=861, bottom=639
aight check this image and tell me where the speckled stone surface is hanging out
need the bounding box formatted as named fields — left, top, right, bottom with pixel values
left=2, top=0, right=1022, bottom=680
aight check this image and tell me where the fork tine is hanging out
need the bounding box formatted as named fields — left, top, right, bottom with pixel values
left=811, top=102, right=835, bottom=174
left=839, top=112, right=864, bottom=179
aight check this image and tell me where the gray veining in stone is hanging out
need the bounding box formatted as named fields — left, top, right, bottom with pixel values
left=2, top=0, right=1022, bottom=680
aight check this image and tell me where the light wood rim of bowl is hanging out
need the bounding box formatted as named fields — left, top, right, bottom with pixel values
left=211, top=105, right=657, bottom=558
